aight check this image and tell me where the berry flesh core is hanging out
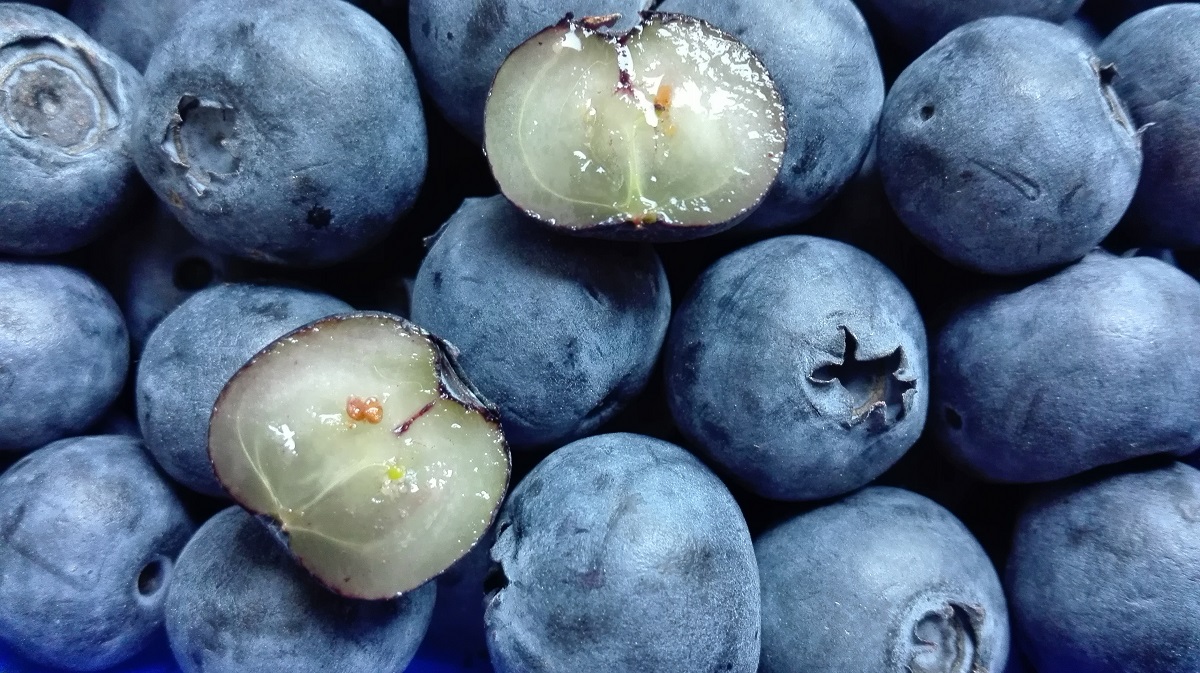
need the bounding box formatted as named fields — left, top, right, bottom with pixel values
left=484, top=13, right=787, bottom=239
left=209, top=312, right=511, bottom=600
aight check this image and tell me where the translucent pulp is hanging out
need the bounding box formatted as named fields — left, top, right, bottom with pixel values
left=484, top=13, right=787, bottom=235
left=209, top=313, right=510, bottom=599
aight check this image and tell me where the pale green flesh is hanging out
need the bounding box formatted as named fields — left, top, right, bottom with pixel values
left=484, top=16, right=787, bottom=230
left=209, top=315, right=508, bottom=599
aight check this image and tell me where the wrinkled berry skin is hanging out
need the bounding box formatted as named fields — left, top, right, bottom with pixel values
left=1009, top=462, right=1200, bottom=673
left=136, top=283, right=350, bottom=495
left=1098, top=4, right=1200, bottom=248
left=879, top=17, right=1142, bottom=275
left=412, top=196, right=670, bottom=450
left=756, top=487, right=1009, bottom=673
left=934, top=252, right=1200, bottom=483
left=133, top=0, right=427, bottom=267
left=166, top=507, right=436, bottom=673
left=486, top=433, right=761, bottom=673
left=657, top=0, right=884, bottom=231
left=408, top=0, right=644, bottom=143
left=856, top=0, right=1083, bottom=53
left=665, top=236, right=928, bottom=501
left=0, top=435, right=194, bottom=671
left=0, top=4, right=143, bottom=255
left=68, top=0, right=191, bottom=71
left=0, top=261, right=129, bottom=453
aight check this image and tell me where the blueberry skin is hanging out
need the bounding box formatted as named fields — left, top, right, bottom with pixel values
left=0, top=435, right=194, bottom=671
left=856, top=0, right=1083, bottom=53
left=1008, top=462, right=1200, bottom=673
left=1098, top=4, right=1200, bottom=248
left=408, top=0, right=644, bottom=143
left=411, top=196, right=670, bottom=450
left=934, top=251, right=1200, bottom=483
left=756, top=487, right=1009, bottom=673
left=133, top=0, right=427, bottom=267
left=878, top=17, right=1142, bottom=275
left=656, top=0, right=884, bottom=231
left=166, top=506, right=436, bottom=673
left=486, top=433, right=761, bottom=673
left=114, top=206, right=249, bottom=353
left=136, top=283, right=351, bottom=495
left=0, top=261, right=129, bottom=453
left=68, top=0, right=192, bottom=71
left=665, top=235, right=928, bottom=501
left=0, top=4, right=143, bottom=255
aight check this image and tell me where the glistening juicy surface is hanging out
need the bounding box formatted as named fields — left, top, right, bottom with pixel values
left=209, top=313, right=509, bottom=600
left=484, top=13, right=786, bottom=236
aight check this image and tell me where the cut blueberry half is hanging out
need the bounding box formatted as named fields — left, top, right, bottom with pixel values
left=484, top=12, right=787, bottom=240
left=208, top=312, right=511, bottom=600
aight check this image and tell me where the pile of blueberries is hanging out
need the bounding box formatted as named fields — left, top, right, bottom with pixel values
left=1, top=0, right=1199, bottom=672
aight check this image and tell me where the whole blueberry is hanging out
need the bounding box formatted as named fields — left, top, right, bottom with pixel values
left=0, top=261, right=129, bottom=453
left=0, top=435, right=194, bottom=671
left=1098, top=4, right=1200, bottom=248
left=656, top=0, right=884, bottom=231
left=133, top=0, right=427, bottom=267
left=67, top=0, right=191, bottom=71
left=408, top=0, right=644, bottom=143
left=665, top=235, right=928, bottom=501
left=0, top=3, right=143, bottom=255
left=1008, top=461, right=1200, bottom=673
left=166, top=506, right=436, bottom=673
left=136, top=283, right=350, bottom=495
left=112, top=206, right=250, bottom=352
left=756, top=487, right=1009, bottom=673
left=934, top=251, right=1200, bottom=483
left=486, top=433, right=761, bottom=673
left=855, top=0, right=1084, bottom=53
left=878, top=17, right=1142, bottom=275
left=411, top=196, right=670, bottom=450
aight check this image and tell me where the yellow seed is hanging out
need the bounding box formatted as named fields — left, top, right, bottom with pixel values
left=387, top=465, right=405, bottom=481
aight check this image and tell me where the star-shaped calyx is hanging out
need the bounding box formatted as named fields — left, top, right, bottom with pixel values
left=810, top=327, right=915, bottom=431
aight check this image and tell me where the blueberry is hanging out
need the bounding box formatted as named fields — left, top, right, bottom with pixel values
left=411, top=196, right=671, bottom=450
left=856, top=0, right=1083, bottom=53
left=1098, top=4, right=1200, bottom=248
left=878, top=17, right=1142, bottom=275
left=1008, top=461, right=1200, bottom=673
left=165, top=506, right=436, bottom=673
left=757, top=486, right=1008, bottom=672
left=0, top=4, right=143, bottom=255
left=67, top=0, right=191, bottom=71
left=656, top=0, right=884, bottom=231
left=485, top=433, right=761, bottom=673
left=111, top=205, right=250, bottom=353
left=133, top=0, right=427, bottom=267
left=407, top=0, right=644, bottom=143
left=0, top=261, right=129, bottom=453
left=0, top=435, right=194, bottom=671
left=665, top=235, right=928, bottom=501
left=934, top=251, right=1200, bottom=483
left=756, top=487, right=1008, bottom=672
left=136, top=283, right=351, bottom=495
